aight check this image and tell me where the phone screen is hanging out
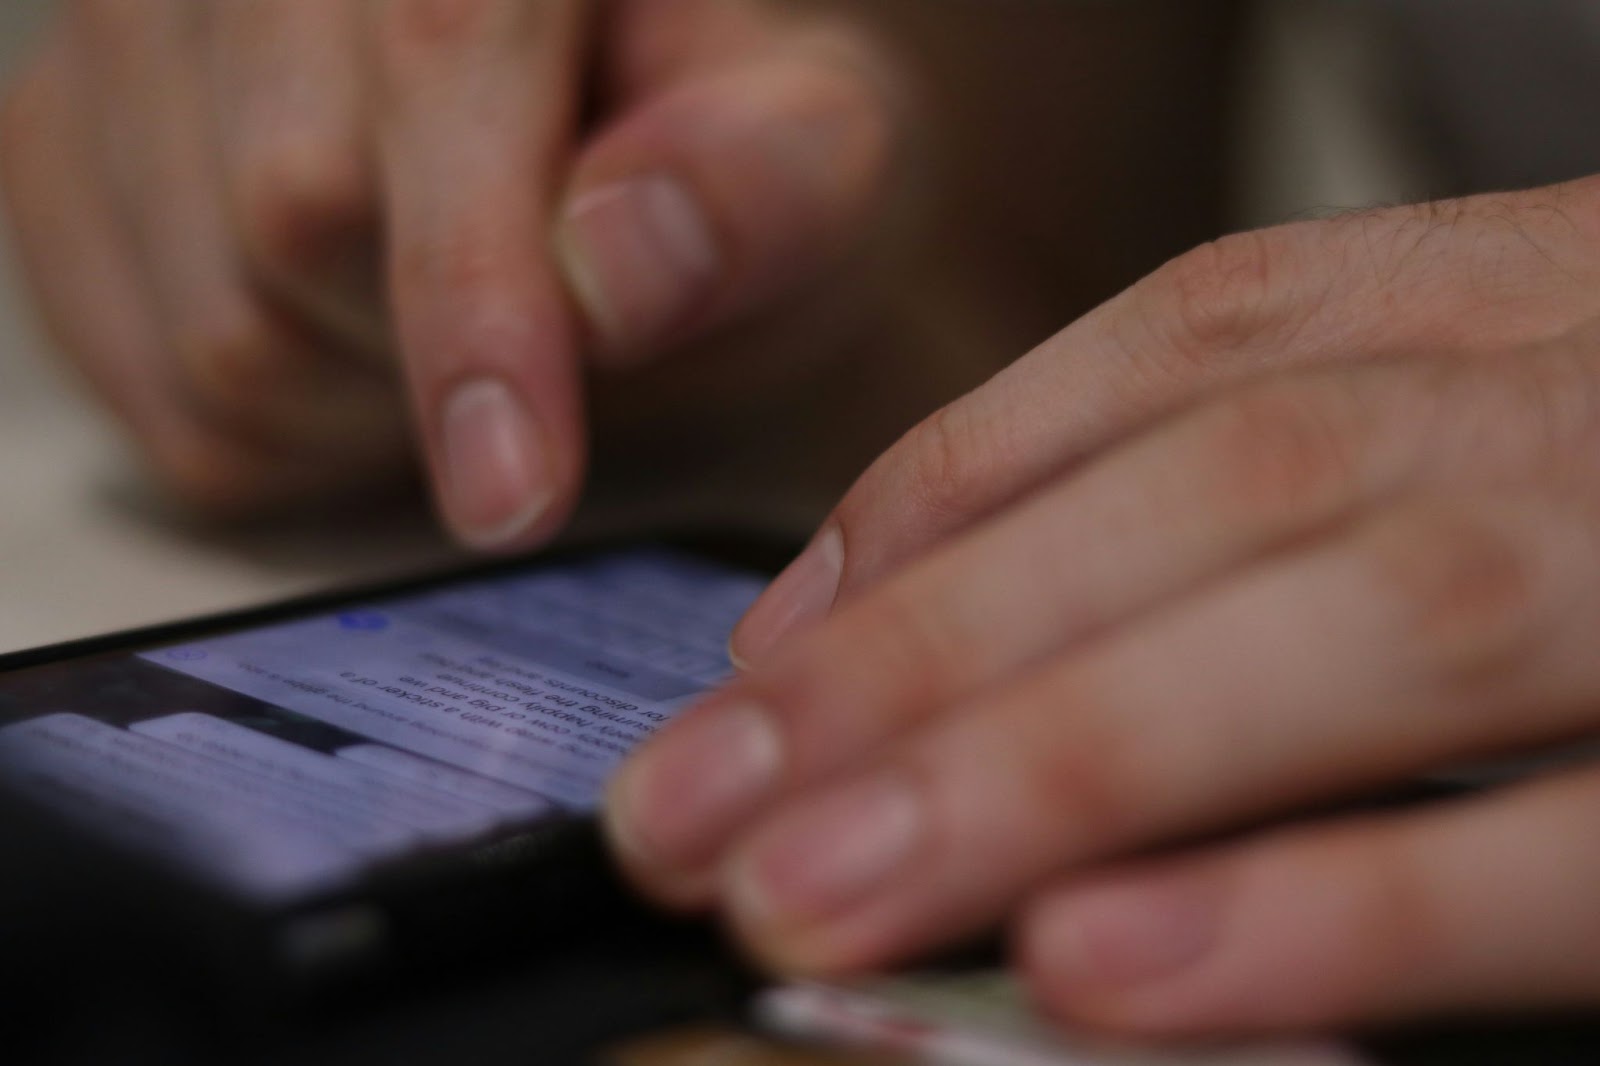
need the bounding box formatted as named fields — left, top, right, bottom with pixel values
left=0, top=547, right=765, bottom=905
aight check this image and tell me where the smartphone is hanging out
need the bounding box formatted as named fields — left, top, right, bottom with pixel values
left=0, top=533, right=787, bottom=1020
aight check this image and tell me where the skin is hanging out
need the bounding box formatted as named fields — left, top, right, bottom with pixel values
left=0, top=0, right=901, bottom=544
left=608, top=178, right=1600, bottom=1037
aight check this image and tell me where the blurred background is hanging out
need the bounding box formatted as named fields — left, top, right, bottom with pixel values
left=0, top=0, right=1589, bottom=653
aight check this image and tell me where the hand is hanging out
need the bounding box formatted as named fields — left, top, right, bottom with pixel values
left=607, top=178, right=1600, bottom=1036
left=0, top=0, right=897, bottom=545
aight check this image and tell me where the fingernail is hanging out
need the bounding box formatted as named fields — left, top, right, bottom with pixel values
left=440, top=378, right=554, bottom=550
left=557, top=174, right=719, bottom=362
left=732, top=774, right=923, bottom=928
left=607, top=702, right=782, bottom=872
left=1031, top=876, right=1220, bottom=991
left=730, top=526, right=844, bottom=668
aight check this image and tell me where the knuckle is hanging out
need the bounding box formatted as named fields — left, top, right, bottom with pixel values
left=1499, top=349, right=1600, bottom=473
left=145, top=430, right=278, bottom=515
left=842, top=580, right=973, bottom=702
left=0, top=62, right=50, bottom=162
left=377, top=0, right=501, bottom=52
left=1200, top=381, right=1362, bottom=521
left=1362, top=503, right=1541, bottom=681
left=883, top=401, right=1007, bottom=530
left=1139, top=229, right=1301, bottom=375
left=1003, top=679, right=1145, bottom=849
left=230, top=141, right=369, bottom=276
left=1255, top=831, right=1441, bottom=1021
left=375, top=0, right=573, bottom=74
left=390, top=228, right=547, bottom=378
left=1022, top=736, right=1142, bottom=854
left=1340, top=834, right=1443, bottom=1001
left=0, top=36, right=72, bottom=181
left=173, top=306, right=292, bottom=418
left=393, top=220, right=513, bottom=303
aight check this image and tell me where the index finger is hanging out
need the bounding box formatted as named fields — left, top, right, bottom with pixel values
left=373, top=0, right=589, bottom=549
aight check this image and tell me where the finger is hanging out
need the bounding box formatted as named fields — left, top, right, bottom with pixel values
left=730, top=184, right=1600, bottom=662
left=374, top=0, right=589, bottom=550
left=207, top=0, right=388, bottom=354
left=606, top=352, right=1600, bottom=899
left=1020, top=766, right=1600, bottom=1036
left=718, top=492, right=1600, bottom=973
left=555, top=2, right=900, bottom=363
left=0, top=30, right=365, bottom=511
left=69, top=0, right=406, bottom=466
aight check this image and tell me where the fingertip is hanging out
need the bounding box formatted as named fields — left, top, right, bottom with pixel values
left=388, top=246, right=586, bottom=554
left=436, top=376, right=562, bottom=551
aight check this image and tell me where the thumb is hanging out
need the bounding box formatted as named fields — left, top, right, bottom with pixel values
left=554, top=15, right=903, bottom=366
